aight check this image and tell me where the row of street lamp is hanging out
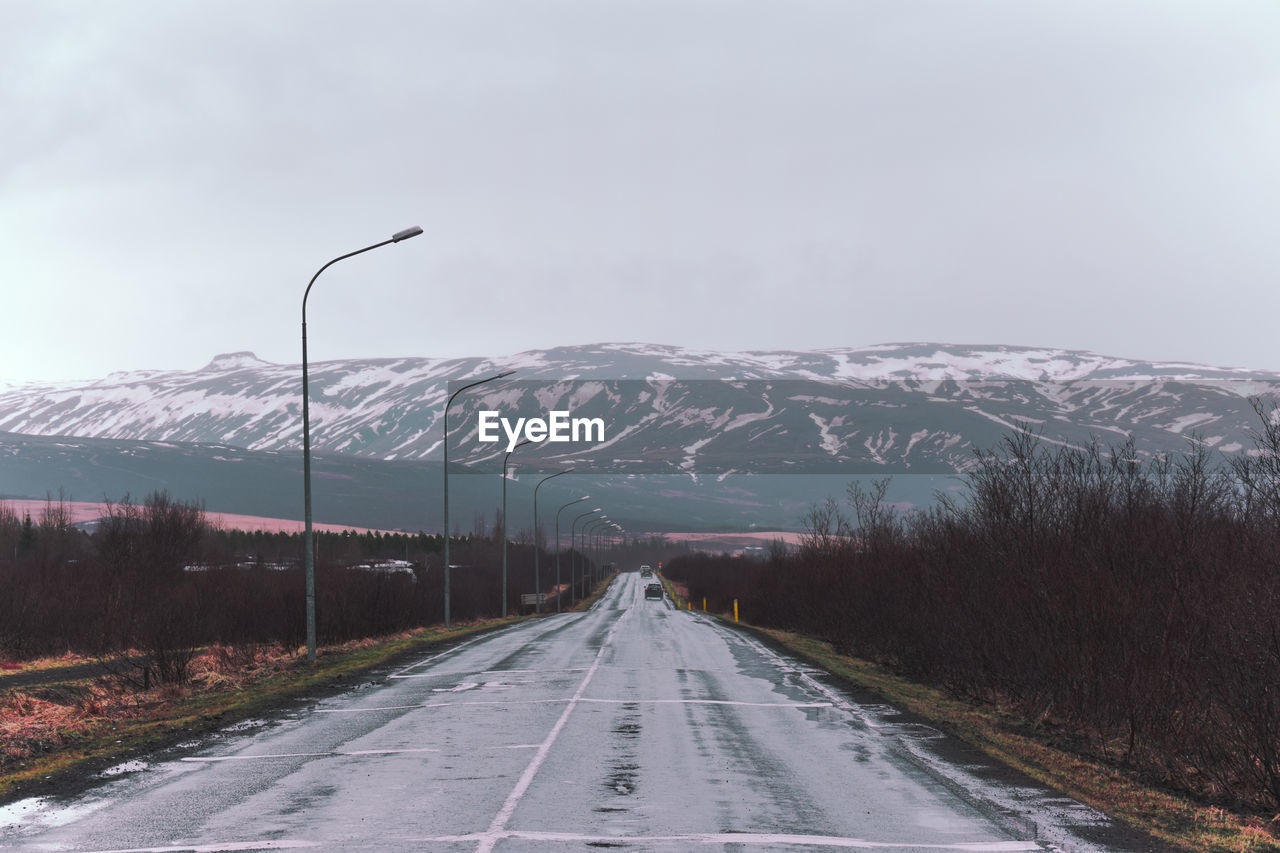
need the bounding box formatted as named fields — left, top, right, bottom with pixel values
left=299, top=228, right=622, bottom=661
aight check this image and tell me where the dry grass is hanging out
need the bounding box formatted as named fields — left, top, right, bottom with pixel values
left=571, top=570, right=620, bottom=611
left=754, top=627, right=1280, bottom=853
left=0, top=617, right=524, bottom=799
left=1, top=644, right=292, bottom=773
left=657, top=573, right=689, bottom=608
left=0, top=651, right=92, bottom=674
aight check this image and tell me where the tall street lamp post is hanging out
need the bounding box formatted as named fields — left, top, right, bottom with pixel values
left=608, top=523, right=624, bottom=585
left=570, top=508, right=603, bottom=605
left=301, top=225, right=422, bottom=664
left=532, top=469, right=573, bottom=613
left=554, top=496, right=591, bottom=613
left=591, top=518, right=613, bottom=592
left=501, top=438, right=533, bottom=617
left=580, top=517, right=609, bottom=601
left=443, top=369, right=515, bottom=628
left=579, top=518, right=601, bottom=599
left=594, top=520, right=616, bottom=587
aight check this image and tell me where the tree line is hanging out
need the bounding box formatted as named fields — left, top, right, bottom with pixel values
left=0, top=492, right=668, bottom=685
left=664, top=400, right=1280, bottom=813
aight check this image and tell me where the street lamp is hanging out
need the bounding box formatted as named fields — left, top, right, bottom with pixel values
left=609, top=523, right=624, bottom=578
left=501, top=438, right=533, bottom=617
left=554, top=496, right=591, bottom=613
left=443, top=369, right=515, bottom=628
left=301, top=225, right=422, bottom=664
left=590, top=518, right=613, bottom=593
left=580, top=517, right=609, bottom=600
left=532, top=469, right=573, bottom=613
left=612, top=523, right=625, bottom=581
left=570, top=508, right=603, bottom=605
left=597, top=521, right=620, bottom=586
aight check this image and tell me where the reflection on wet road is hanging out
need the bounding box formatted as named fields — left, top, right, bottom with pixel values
left=1, top=574, right=1147, bottom=851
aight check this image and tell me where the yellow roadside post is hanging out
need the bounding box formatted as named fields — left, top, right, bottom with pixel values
left=733, top=599, right=739, bottom=622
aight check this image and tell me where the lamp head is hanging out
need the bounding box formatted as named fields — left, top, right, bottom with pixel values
left=392, top=226, right=423, bottom=242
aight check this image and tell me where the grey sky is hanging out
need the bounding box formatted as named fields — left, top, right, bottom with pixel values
left=3, top=1, right=1279, bottom=384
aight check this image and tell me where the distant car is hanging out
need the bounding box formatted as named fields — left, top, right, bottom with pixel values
left=640, top=565, right=653, bottom=578
left=644, top=583, right=664, bottom=600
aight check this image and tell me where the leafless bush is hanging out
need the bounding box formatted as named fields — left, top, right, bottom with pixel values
left=669, top=407, right=1280, bottom=813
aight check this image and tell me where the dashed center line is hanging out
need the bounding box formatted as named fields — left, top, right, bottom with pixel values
left=473, top=610, right=628, bottom=853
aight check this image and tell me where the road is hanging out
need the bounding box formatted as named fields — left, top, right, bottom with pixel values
left=1, top=573, right=1153, bottom=852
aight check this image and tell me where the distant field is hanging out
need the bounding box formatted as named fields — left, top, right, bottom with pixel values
left=0, top=499, right=399, bottom=535
left=659, top=530, right=804, bottom=551
left=5, top=498, right=801, bottom=547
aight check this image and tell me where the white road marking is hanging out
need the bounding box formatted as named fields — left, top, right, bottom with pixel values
left=76, top=833, right=1039, bottom=852
left=387, top=627, right=513, bottom=679
left=414, top=830, right=1043, bottom=850
left=315, top=698, right=571, bottom=714
left=76, top=842, right=320, bottom=852
left=473, top=610, right=630, bottom=853
left=180, top=747, right=438, bottom=762
left=576, top=698, right=834, bottom=708
left=389, top=666, right=591, bottom=679
left=316, top=697, right=831, bottom=714
left=314, top=702, right=424, bottom=713
left=431, top=681, right=479, bottom=692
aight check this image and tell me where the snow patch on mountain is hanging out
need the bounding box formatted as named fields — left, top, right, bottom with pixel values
left=2, top=343, right=1279, bottom=477
left=203, top=352, right=273, bottom=372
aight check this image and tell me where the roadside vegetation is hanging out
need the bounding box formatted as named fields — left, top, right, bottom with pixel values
left=664, top=399, right=1280, bottom=850
left=0, top=564, right=626, bottom=801
left=0, top=620, right=516, bottom=800
left=0, top=492, right=675, bottom=677
left=0, top=491, right=670, bottom=797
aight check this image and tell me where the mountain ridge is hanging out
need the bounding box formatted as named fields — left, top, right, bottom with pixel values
left=1, top=342, right=1277, bottom=475
left=3, top=342, right=1279, bottom=530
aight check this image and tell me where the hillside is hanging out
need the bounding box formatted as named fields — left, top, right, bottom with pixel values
left=2, top=343, right=1277, bottom=530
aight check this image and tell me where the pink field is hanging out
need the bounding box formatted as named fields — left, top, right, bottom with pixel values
left=3, top=498, right=802, bottom=546
left=0, top=499, right=402, bottom=535
left=657, top=530, right=803, bottom=551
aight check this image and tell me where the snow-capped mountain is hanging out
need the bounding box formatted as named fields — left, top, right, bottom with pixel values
left=1, top=343, right=1278, bottom=480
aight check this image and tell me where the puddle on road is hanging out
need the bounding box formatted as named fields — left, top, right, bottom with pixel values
left=0, top=795, right=111, bottom=833
left=97, top=759, right=149, bottom=778
left=431, top=681, right=479, bottom=693
left=220, top=717, right=269, bottom=733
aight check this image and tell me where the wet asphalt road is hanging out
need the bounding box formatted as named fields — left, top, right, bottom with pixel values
left=1, top=573, right=1152, bottom=852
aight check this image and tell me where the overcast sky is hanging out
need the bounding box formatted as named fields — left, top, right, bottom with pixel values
left=3, top=1, right=1279, bottom=384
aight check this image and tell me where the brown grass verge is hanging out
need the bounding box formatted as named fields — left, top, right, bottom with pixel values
left=570, top=570, right=620, bottom=611
left=745, top=625, right=1280, bottom=853
left=657, top=572, right=689, bottom=609
left=0, top=616, right=527, bottom=802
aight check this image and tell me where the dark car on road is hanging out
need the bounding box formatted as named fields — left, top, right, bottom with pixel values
left=644, top=583, right=664, bottom=600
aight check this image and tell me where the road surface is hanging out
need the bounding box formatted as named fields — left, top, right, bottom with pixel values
left=1, top=573, right=1153, bottom=851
